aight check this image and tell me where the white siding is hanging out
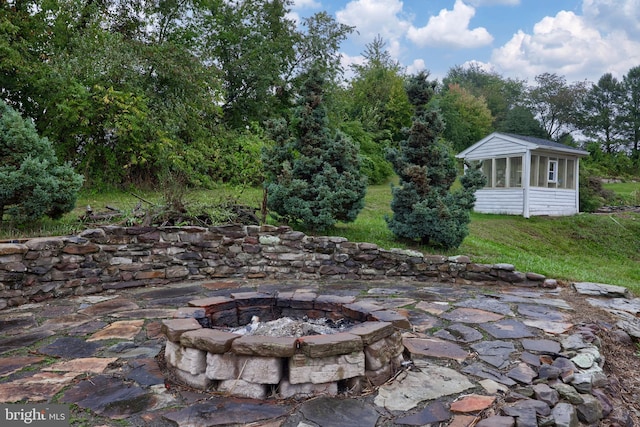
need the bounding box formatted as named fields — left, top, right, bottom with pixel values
left=474, top=189, right=524, bottom=215
left=528, top=188, right=578, bottom=216
left=463, top=136, right=527, bottom=160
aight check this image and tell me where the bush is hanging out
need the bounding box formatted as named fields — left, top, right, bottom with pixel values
left=385, top=72, right=486, bottom=249
left=262, top=68, right=367, bottom=230
left=0, top=101, right=83, bottom=224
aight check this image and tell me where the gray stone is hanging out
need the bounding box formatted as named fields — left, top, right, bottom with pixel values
left=538, top=364, right=561, bottom=380
left=576, top=393, right=603, bottom=424
left=480, top=319, right=536, bottom=339
left=218, top=379, right=268, bottom=399
left=462, top=362, right=517, bottom=386
left=61, top=375, right=152, bottom=419
left=532, top=383, right=559, bottom=406
left=404, top=337, right=469, bottom=363
left=573, top=282, right=630, bottom=298
left=278, top=379, right=337, bottom=399
left=395, top=401, right=451, bottom=425
left=506, top=363, right=538, bottom=384
left=300, top=397, right=379, bottom=427
left=521, top=338, right=561, bottom=354
left=434, top=323, right=484, bottom=343
left=454, top=297, right=515, bottom=316
left=375, top=364, right=474, bottom=411
left=206, top=353, right=282, bottom=383
left=502, top=398, right=551, bottom=417
left=476, top=416, right=515, bottom=427
left=163, top=400, right=290, bottom=426
left=289, top=351, right=365, bottom=385
left=571, top=372, right=592, bottom=393
left=552, top=403, right=579, bottom=427
left=38, top=337, right=101, bottom=358
left=471, top=340, right=516, bottom=369
left=550, top=383, right=584, bottom=404
left=571, top=352, right=595, bottom=369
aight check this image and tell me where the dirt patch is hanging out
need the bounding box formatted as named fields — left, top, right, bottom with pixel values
left=560, top=287, right=640, bottom=425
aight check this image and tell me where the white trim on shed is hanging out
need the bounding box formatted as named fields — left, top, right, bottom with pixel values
left=457, top=132, right=589, bottom=218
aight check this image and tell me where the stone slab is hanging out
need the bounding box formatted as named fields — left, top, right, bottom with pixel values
left=299, top=397, right=379, bottom=427
left=43, top=357, right=118, bottom=374
left=573, top=282, right=630, bottom=298
left=161, top=318, right=202, bottom=342
left=298, top=332, right=363, bottom=358
left=38, top=336, right=103, bottom=358
left=375, top=364, right=474, bottom=411
left=0, top=372, right=79, bottom=402
left=231, top=335, right=297, bottom=357
left=87, top=319, right=144, bottom=341
left=163, top=400, right=290, bottom=426
left=404, top=337, right=469, bottom=362
left=180, top=328, right=240, bottom=354
left=206, top=353, right=282, bottom=383
left=0, top=356, right=45, bottom=376
left=346, top=321, right=394, bottom=345
left=61, top=374, right=153, bottom=419
left=440, top=307, right=504, bottom=323
left=289, top=351, right=365, bottom=385
left=480, top=319, right=536, bottom=339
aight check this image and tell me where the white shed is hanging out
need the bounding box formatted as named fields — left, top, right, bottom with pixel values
left=456, top=132, right=589, bottom=218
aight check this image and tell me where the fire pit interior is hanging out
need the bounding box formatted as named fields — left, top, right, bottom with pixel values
left=161, top=291, right=410, bottom=399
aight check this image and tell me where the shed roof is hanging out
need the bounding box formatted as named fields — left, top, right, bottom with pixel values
left=456, top=132, right=589, bottom=158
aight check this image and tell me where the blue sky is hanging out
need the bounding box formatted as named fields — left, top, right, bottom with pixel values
left=289, top=0, right=640, bottom=83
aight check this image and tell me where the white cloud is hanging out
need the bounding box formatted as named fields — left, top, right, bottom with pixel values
left=582, top=0, right=640, bottom=37
left=406, top=0, right=494, bottom=49
left=336, top=0, right=411, bottom=45
left=292, top=0, right=321, bottom=9
left=490, top=8, right=640, bottom=81
left=406, top=58, right=427, bottom=75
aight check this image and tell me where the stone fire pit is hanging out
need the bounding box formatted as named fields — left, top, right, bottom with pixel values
left=161, top=291, right=410, bottom=399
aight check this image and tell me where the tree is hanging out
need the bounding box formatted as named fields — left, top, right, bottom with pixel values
left=579, top=73, right=625, bottom=153
left=437, top=83, right=494, bottom=153
left=341, top=36, right=412, bottom=184
left=385, top=72, right=486, bottom=249
left=262, top=67, right=367, bottom=230
left=0, top=100, right=83, bottom=224
left=497, top=105, right=548, bottom=138
left=620, top=66, right=640, bottom=159
left=526, top=73, right=587, bottom=140
left=442, top=64, right=525, bottom=129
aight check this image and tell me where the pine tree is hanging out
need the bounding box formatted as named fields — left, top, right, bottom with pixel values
left=0, top=101, right=83, bottom=224
left=263, top=67, right=367, bottom=230
left=385, top=72, right=486, bottom=249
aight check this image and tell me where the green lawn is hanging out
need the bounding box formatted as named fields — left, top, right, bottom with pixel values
left=2, top=183, right=639, bottom=292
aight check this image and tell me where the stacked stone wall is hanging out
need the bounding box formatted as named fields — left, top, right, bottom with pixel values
left=0, top=224, right=556, bottom=310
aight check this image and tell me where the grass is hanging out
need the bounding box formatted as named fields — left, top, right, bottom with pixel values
left=1, top=182, right=639, bottom=292
left=602, top=181, right=640, bottom=204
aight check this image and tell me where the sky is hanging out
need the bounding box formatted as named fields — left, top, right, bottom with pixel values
left=288, top=0, right=640, bottom=84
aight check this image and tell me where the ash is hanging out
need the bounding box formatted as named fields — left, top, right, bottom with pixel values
left=232, top=316, right=349, bottom=338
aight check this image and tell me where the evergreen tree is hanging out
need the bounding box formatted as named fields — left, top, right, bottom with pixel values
left=0, top=100, right=83, bottom=224
left=385, top=72, right=486, bottom=249
left=263, top=67, right=367, bottom=230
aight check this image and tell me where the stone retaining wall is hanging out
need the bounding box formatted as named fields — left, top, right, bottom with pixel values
left=0, top=224, right=556, bottom=310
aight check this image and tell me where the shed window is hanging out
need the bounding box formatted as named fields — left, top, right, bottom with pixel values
left=478, top=156, right=523, bottom=189
left=548, top=160, right=558, bottom=183
left=530, top=155, right=576, bottom=189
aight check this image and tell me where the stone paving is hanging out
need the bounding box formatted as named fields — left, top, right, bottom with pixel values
left=0, top=279, right=638, bottom=426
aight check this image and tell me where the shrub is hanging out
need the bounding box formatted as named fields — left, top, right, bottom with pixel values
left=0, top=101, right=83, bottom=224
left=385, top=72, right=486, bottom=249
left=262, top=68, right=367, bottom=230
